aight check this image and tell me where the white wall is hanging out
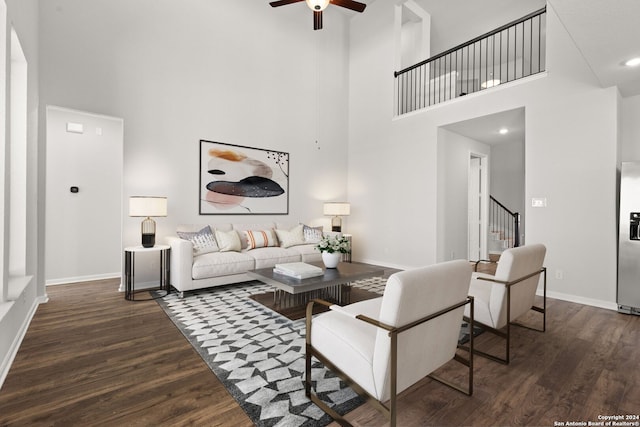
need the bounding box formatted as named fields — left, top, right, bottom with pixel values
left=0, top=0, right=40, bottom=387
left=621, top=94, right=640, bottom=162
left=38, top=1, right=352, bottom=282
left=45, top=107, right=123, bottom=284
left=349, top=1, right=619, bottom=308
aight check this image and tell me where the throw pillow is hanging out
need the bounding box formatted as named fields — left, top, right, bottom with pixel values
left=215, top=229, right=242, bottom=252
left=244, top=229, right=278, bottom=250
left=302, top=224, right=323, bottom=244
left=177, top=226, right=219, bottom=256
left=274, top=224, right=305, bottom=248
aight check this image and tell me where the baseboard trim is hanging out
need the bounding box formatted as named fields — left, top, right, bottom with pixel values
left=0, top=296, right=44, bottom=390
left=46, top=272, right=120, bottom=286
left=538, top=289, right=618, bottom=312
left=356, top=258, right=413, bottom=272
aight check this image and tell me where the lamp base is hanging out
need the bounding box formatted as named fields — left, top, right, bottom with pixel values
left=331, top=216, right=342, bottom=233
left=141, top=217, right=157, bottom=248
left=142, top=233, right=155, bottom=248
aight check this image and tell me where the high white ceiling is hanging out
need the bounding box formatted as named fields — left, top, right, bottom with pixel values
left=396, top=0, right=640, bottom=143
left=327, top=0, right=640, bottom=143
left=417, top=0, right=640, bottom=98
left=350, top=0, right=640, bottom=97
left=549, top=0, right=640, bottom=98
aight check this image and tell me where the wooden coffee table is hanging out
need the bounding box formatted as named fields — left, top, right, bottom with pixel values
left=247, top=262, right=385, bottom=308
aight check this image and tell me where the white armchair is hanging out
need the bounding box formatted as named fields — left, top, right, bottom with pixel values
left=464, top=243, right=547, bottom=364
left=304, top=260, right=474, bottom=427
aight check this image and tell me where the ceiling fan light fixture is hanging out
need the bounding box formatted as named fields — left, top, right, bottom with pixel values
left=306, top=0, right=330, bottom=11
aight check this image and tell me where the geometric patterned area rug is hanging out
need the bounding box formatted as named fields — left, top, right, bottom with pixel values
left=155, top=277, right=387, bottom=427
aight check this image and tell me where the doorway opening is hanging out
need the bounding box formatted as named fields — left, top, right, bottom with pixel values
left=437, top=107, right=525, bottom=263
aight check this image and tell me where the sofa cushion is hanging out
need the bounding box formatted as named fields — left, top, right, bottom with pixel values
left=246, top=247, right=301, bottom=269
left=177, top=225, right=219, bottom=256
left=192, top=251, right=255, bottom=279
left=303, top=224, right=323, bottom=244
left=274, top=224, right=305, bottom=248
left=311, top=301, right=380, bottom=398
left=287, top=243, right=322, bottom=263
left=243, top=229, right=278, bottom=250
left=233, top=223, right=277, bottom=249
left=178, top=223, right=232, bottom=233
left=215, top=229, right=242, bottom=252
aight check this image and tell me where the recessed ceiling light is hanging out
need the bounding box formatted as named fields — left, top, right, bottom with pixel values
left=499, top=128, right=509, bottom=135
left=481, top=79, right=501, bottom=89
left=625, top=57, right=640, bottom=67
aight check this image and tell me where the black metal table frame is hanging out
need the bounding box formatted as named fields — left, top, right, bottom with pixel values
left=124, top=246, right=171, bottom=301
left=248, top=262, right=384, bottom=308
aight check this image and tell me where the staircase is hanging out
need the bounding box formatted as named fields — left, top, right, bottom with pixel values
left=489, top=196, right=520, bottom=258
left=488, top=230, right=513, bottom=254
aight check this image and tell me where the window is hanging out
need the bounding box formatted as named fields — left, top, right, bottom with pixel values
left=1, top=23, right=30, bottom=303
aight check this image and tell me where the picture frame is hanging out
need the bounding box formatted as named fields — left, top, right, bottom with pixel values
left=199, top=140, right=289, bottom=215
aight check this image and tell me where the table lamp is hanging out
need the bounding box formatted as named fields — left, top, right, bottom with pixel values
left=129, top=196, right=167, bottom=248
left=323, top=202, right=350, bottom=232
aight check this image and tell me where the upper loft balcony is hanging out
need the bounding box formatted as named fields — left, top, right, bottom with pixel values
left=394, top=7, right=547, bottom=116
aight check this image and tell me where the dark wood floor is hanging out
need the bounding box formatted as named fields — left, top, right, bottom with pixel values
left=0, top=279, right=252, bottom=426
left=1, top=275, right=639, bottom=426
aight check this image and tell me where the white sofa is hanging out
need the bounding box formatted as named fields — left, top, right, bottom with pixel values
left=166, top=222, right=323, bottom=296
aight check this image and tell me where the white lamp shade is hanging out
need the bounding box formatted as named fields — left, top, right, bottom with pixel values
left=129, top=196, right=167, bottom=217
left=323, top=202, right=350, bottom=216
left=306, top=0, right=330, bottom=11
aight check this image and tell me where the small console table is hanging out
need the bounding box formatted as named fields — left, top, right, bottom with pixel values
left=124, top=245, right=171, bottom=301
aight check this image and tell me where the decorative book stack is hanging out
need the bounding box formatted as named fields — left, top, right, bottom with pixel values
left=273, top=262, right=324, bottom=279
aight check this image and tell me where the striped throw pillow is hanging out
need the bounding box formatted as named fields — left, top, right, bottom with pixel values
left=244, top=229, right=278, bottom=250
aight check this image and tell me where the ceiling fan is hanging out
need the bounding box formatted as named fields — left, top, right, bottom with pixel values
left=270, top=0, right=367, bottom=30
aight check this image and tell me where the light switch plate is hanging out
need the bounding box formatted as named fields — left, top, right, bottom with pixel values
left=532, top=197, right=547, bottom=208
left=66, top=122, right=84, bottom=134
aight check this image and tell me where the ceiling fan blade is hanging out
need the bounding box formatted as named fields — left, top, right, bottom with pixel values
left=270, top=0, right=305, bottom=7
left=330, top=0, right=366, bottom=13
left=313, top=10, right=323, bottom=30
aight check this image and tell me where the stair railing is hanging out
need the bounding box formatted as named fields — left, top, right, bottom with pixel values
left=394, top=6, right=546, bottom=115
left=490, top=196, right=520, bottom=248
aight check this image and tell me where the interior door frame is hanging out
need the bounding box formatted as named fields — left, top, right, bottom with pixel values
left=468, top=152, right=489, bottom=261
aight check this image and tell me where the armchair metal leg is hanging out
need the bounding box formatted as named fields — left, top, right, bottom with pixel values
left=463, top=318, right=510, bottom=364
left=306, top=346, right=391, bottom=427
left=465, top=269, right=547, bottom=365
left=430, top=296, right=475, bottom=395
left=308, top=391, right=351, bottom=427
left=514, top=267, right=547, bottom=333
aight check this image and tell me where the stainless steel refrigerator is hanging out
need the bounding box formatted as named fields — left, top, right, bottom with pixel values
left=618, top=162, right=640, bottom=315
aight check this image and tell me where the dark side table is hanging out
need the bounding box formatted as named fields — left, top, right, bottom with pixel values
left=124, top=245, right=171, bottom=301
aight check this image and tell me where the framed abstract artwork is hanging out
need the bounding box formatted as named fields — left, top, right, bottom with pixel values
left=199, top=140, right=289, bottom=215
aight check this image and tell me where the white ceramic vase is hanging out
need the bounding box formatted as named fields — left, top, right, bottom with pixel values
left=322, top=252, right=341, bottom=269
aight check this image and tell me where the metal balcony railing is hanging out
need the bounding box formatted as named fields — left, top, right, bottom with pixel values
left=394, top=7, right=546, bottom=115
